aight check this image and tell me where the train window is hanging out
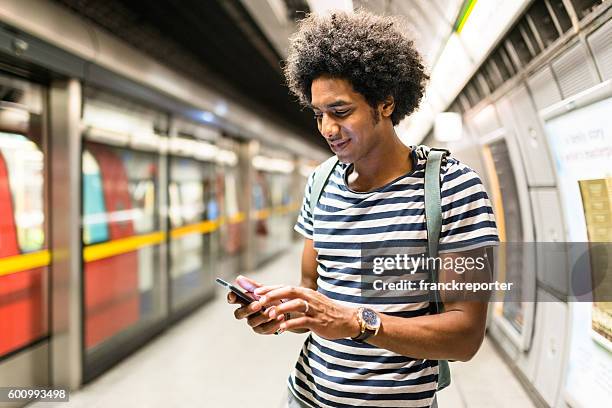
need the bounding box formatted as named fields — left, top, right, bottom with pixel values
left=545, top=0, right=573, bottom=34
left=253, top=169, right=295, bottom=263
left=82, top=142, right=163, bottom=352
left=527, top=1, right=561, bottom=49
left=83, top=144, right=159, bottom=237
left=168, top=156, right=216, bottom=309
left=220, top=170, right=243, bottom=257
left=83, top=150, right=109, bottom=245
left=0, top=133, right=45, bottom=252
left=0, top=77, right=48, bottom=359
left=568, top=0, right=602, bottom=20
left=121, top=150, right=158, bottom=234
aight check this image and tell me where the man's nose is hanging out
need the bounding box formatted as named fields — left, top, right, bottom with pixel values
left=320, top=114, right=340, bottom=139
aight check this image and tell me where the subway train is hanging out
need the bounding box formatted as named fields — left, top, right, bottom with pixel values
left=0, top=0, right=322, bottom=397
left=0, top=1, right=611, bottom=408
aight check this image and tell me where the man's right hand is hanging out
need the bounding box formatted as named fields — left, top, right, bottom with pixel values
left=227, top=275, right=286, bottom=335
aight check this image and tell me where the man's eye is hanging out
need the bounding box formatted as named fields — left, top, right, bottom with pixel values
left=334, top=110, right=350, bottom=116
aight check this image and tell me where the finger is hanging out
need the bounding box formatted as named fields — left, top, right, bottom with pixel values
left=253, top=285, right=284, bottom=296
left=253, top=314, right=285, bottom=335
left=235, top=275, right=262, bottom=292
left=258, top=286, right=308, bottom=305
left=247, top=309, right=275, bottom=327
left=233, top=301, right=263, bottom=319
left=279, top=316, right=312, bottom=332
left=268, top=299, right=310, bottom=318
left=227, top=292, right=237, bottom=304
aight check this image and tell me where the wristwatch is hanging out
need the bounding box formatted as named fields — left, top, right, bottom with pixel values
left=351, top=307, right=381, bottom=342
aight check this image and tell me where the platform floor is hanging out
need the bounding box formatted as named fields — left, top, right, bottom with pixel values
left=32, top=243, right=535, bottom=408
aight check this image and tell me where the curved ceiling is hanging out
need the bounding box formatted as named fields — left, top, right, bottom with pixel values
left=54, top=0, right=327, bottom=150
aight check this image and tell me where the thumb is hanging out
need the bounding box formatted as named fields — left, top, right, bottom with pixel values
left=235, top=275, right=262, bottom=292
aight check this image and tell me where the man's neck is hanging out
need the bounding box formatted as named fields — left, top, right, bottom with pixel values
left=347, top=130, right=412, bottom=192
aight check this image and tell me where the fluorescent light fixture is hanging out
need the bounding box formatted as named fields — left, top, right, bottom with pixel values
left=169, top=137, right=218, bottom=160
left=434, top=112, right=463, bottom=142
left=193, top=140, right=218, bottom=161
left=200, top=111, right=215, bottom=122
left=252, top=155, right=295, bottom=173
left=214, top=102, right=228, bottom=116
left=216, top=149, right=238, bottom=166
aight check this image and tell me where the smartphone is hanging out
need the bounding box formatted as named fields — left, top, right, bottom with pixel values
left=216, top=277, right=260, bottom=307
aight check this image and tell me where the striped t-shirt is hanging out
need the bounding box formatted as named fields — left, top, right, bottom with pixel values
left=290, top=145, right=499, bottom=408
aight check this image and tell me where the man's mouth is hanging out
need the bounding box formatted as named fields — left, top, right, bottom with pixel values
left=330, top=139, right=350, bottom=152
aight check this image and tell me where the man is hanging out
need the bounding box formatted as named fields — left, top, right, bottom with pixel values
left=228, top=10, right=499, bottom=408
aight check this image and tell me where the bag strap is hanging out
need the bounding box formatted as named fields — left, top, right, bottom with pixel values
left=423, top=147, right=452, bottom=391
left=309, top=156, right=339, bottom=215
left=424, top=148, right=448, bottom=295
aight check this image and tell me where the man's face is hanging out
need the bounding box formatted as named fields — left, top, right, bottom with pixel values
left=311, top=76, right=383, bottom=163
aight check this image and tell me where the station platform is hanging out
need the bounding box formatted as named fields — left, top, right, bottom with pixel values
left=31, top=243, right=535, bottom=408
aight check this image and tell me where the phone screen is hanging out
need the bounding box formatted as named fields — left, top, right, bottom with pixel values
left=216, top=278, right=259, bottom=306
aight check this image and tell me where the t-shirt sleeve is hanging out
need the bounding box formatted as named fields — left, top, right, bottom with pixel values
left=294, top=171, right=315, bottom=240
left=438, top=161, right=499, bottom=253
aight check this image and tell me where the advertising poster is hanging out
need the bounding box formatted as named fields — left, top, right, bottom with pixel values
left=543, top=92, right=612, bottom=407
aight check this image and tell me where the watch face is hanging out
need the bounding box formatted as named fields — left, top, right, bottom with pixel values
left=362, top=308, right=380, bottom=328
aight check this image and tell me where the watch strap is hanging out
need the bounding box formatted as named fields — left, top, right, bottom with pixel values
left=352, top=328, right=375, bottom=342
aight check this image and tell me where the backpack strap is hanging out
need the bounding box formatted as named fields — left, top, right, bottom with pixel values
left=424, top=147, right=452, bottom=391
left=309, top=156, right=339, bottom=216
left=424, top=148, right=448, bottom=291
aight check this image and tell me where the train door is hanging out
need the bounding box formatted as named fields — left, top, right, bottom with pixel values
left=215, top=138, right=244, bottom=280
left=168, top=130, right=219, bottom=312
left=251, top=150, right=297, bottom=266
left=0, top=75, right=49, bottom=387
left=80, top=89, right=167, bottom=380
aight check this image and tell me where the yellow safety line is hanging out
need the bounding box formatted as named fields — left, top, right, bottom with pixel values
left=0, top=250, right=51, bottom=277
left=252, top=208, right=271, bottom=220
left=170, top=220, right=219, bottom=239
left=218, top=212, right=246, bottom=226
left=229, top=212, right=246, bottom=224
left=85, top=215, right=240, bottom=262
left=83, top=231, right=165, bottom=262
left=273, top=203, right=299, bottom=215
left=2, top=208, right=292, bottom=273
left=254, top=203, right=300, bottom=220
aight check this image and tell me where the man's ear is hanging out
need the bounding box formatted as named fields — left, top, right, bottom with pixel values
left=379, top=96, right=395, bottom=118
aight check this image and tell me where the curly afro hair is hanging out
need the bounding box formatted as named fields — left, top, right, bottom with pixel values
left=283, top=10, right=429, bottom=126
